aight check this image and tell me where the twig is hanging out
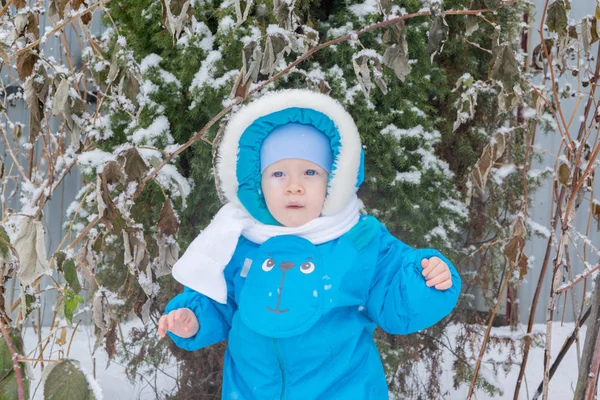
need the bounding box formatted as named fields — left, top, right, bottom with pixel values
left=0, top=324, right=25, bottom=400
left=9, top=0, right=112, bottom=62
left=66, top=320, right=82, bottom=358
left=555, top=263, right=600, bottom=295
left=532, top=306, right=591, bottom=399
left=466, top=260, right=516, bottom=399
left=537, top=0, right=572, bottom=151
left=514, top=186, right=565, bottom=399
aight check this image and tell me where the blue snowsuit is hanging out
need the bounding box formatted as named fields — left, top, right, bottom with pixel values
left=165, top=90, right=461, bottom=400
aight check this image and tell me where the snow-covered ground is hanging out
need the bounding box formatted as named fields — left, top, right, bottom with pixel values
left=20, top=321, right=595, bottom=399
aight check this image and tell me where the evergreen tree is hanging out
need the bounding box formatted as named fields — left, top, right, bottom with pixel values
left=72, top=0, right=527, bottom=397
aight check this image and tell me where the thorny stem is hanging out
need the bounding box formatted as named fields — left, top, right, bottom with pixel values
left=0, top=324, right=25, bottom=400
left=514, top=186, right=565, bottom=399
left=555, top=263, right=600, bottom=295
left=538, top=0, right=573, bottom=151
left=466, top=259, right=516, bottom=399
left=533, top=306, right=591, bottom=399
left=0, top=0, right=14, bottom=18
left=515, top=12, right=600, bottom=400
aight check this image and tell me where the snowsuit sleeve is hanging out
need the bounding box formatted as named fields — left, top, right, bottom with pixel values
left=365, top=225, right=461, bottom=335
left=164, top=250, right=240, bottom=351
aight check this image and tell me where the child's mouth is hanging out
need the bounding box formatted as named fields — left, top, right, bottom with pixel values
left=286, top=204, right=304, bottom=209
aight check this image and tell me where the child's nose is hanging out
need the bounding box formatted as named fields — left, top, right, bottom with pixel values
left=285, top=181, right=304, bottom=194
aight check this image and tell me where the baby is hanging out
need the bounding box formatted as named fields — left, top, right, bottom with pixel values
left=159, top=89, right=461, bottom=399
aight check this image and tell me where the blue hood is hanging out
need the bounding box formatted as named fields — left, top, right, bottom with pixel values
left=216, top=89, right=365, bottom=225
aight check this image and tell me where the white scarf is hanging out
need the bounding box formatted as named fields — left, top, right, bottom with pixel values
left=171, top=196, right=360, bottom=304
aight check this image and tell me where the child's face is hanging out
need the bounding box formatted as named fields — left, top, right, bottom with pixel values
left=261, top=158, right=328, bottom=227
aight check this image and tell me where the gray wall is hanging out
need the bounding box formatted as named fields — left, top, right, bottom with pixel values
left=519, top=1, right=600, bottom=324
left=1, top=2, right=106, bottom=325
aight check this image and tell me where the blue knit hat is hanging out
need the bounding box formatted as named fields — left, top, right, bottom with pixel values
left=260, top=123, right=334, bottom=174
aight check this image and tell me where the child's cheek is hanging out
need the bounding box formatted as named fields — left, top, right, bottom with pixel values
left=261, top=177, right=286, bottom=190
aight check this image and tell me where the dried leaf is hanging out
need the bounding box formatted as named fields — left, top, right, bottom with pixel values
left=260, top=35, right=289, bottom=76
left=105, top=321, right=117, bottom=364
left=382, top=21, right=411, bottom=81
left=465, top=0, right=482, bottom=36
left=139, top=299, right=152, bottom=325
left=55, top=327, right=67, bottom=346
left=427, top=14, right=449, bottom=62
left=123, top=229, right=149, bottom=273
left=504, top=236, right=525, bottom=267
left=48, top=0, right=71, bottom=19
left=157, top=200, right=179, bottom=236
left=14, top=218, right=49, bottom=287
left=120, top=148, right=148, bottom=184
left=77, top=238, right=98, bottom=288
left=107, top=45, right=122, bottom=85
left=518, top=254, right=529, bottom=280
left=230, top=69, right=251, bottom=100
left=372, top=60, right=387, bottom=95
left=531, top=39, right=554, bottom=72
left=535, top=89, right=546, bottom=116
left=318, top=79, right=332, bottom=95
left=490, top=45, right=520, bottom=94
left=155, top=234, right=178, bottom=278
left=70, top=0, right=92, bottom=25
left=16, top=52, right=37, bottom=81
left=160, top=0, right=191, bottom=43
left=546, top=0, right=569, bottom=37
left=592, top=201, right=600, bottom=231
left=23, top=66, right=47, bottom=140
left=492, top=132, right=506, bottom=160
left=512, top=215, right=527, bottom=238
left=92, top=291, right=110, bottom=337
left=472, top=146, right=493, bottom=190
left=558, top=162, right=570, bottom=186
left=592, top=18, right=600, bottom=45
left=352, top=56, right=372, bottom=99
left=52, top=78, right=70, bottom=116
left=97, top=162, right=124, bottom=232
left=582, top=18, right=592, bottom=58
left=242, top=41, right=262, bottom=85
left=118, top=71, right=140, bottom=109
left=273, top=0, right=292, bottom=29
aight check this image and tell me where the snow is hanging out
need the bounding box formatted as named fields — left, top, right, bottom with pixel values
left=19, top=321, right=593, bottom=399
left=527, top=218, right=551, bottom=238
left=348, top=0, right=378, bottom=21
left=77, top=149, right=116, bottom=174
left=129, top=115, right=172, bottom=145
left=23, top=321, right=179, bottom=399
left=140, top=54, right=162, bottom=73
left=392, top=170, right=422, bottom=185
left=190, top=51, right=238, bottom=92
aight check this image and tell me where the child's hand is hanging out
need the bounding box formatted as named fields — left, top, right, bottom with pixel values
left=158, top=308, right=199, bottom=339
left=421, top=257, right=452, bottom=290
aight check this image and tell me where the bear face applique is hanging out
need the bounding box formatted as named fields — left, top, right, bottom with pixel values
left=238, top=235, right=324, bottom=338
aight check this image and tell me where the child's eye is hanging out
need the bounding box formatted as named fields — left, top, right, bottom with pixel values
left=273, top=171, right=284, bottom=177
left=305, top=169, right=317, bottom=176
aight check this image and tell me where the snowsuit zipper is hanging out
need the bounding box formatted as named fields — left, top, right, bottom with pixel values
left=273, top=338, right=286, bottom=400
